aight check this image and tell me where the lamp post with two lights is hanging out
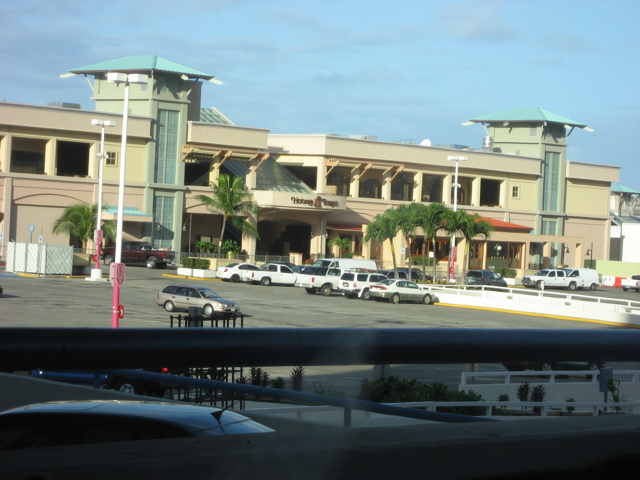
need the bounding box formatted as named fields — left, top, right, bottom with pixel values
left=87, top=119, right=115, bottom=282
left=106, top=72, right=149, bottom=328
left=447, top=155, right=467, bottom=281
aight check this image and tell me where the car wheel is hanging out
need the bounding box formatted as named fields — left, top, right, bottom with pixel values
left=146, top=257, right=157, bottom=269
left=305, top=288, right=316, bottom=294
left=623, top=287, right=629, bottom=291
left=590, top=283, right=597, bottom=291
left=113, top=379, right=143, bottom=395
left=362, top=289, right=371, bottom=301
left=587, top=362, right=601, bottom=371
left=320, top=284, right=332, bottom=296
left=261, top=277, right=272, bottom=286
left=391, top=293, right=401, bottom=304
left=231, top=274, right=240, bottom=283
left=422, top=293, right=433, bottom=305
left=164, top=301, right=175, bottom=312
left=203, top=304, right=214, bottom=316
left=103, top=254, right=115, bottom=266
left=568, top=282, right=576, bottom=291
left=541, top=362, right=553, bottom=371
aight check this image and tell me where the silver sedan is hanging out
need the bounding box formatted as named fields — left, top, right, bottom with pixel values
left=368, top=279, right=434, bottom=305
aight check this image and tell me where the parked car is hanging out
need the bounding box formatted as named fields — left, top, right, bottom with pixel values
left=102, top=241, right=175, bottom=269
left=338, top=272, right=387, bottom=300
left=376, top=269, right=432, bottom=282
left=502, top=361, right=605, bottom=372
left=29, top=369, right=172, bottom=397
left=0, top=400, right=274, bottom=450
left=216, top=262, right=262, bottom=282
left=522, top=269, right=579, bottom=290
left=156, top=285, right=239, bottom=316
left=621, top=274, right=640, bottom=292
left=242, top=263, right=297, bottom=286
left=368, top=279, right=434, bottom=305
left=464, top=270, right=507, bottom=288
left=562, top=268, right=600, bottom=291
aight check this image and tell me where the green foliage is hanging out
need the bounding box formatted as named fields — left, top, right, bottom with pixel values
left=182, top=257, right=211, bottom=269
left=363, top=376, right=485, bottom=416
left=250, top=367, right=270, bottom=387
left=221, top=239, right=240, bottom=254
left=495, top=267, right=517, bottom=278
left=530, top=384, right=546, bottom=414
left=195, top=240, right=218, bottom=254
left=328, top=237, right=352, bottom=257
left=313, top=382, right=346, bottom=398
left=270, top=377, right=286, bottom=390
left=290, top=366, right=305, bottom=392
left=53, top=203, right=116, bottom=249
left=195, top=174, right=260, bottom=249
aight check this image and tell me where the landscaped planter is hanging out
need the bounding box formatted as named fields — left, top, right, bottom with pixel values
left=191, top=269, right=217, bottom=278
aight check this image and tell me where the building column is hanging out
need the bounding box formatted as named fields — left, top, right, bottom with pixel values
left=414, top=172, right=423, bottom=203
left=316, top=157, right=326, bottom=194
left=242, top=212, right=258, bottom=257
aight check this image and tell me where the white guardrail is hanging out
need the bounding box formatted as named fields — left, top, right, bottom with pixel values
left=419, top=284, right=640, bottom=326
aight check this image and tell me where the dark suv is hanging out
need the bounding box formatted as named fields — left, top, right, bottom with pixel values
left=464, top=270, right=507, bottom=287
left=376, top=269, right=432, bottom=282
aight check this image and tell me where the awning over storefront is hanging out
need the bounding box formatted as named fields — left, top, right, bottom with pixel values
left=479, top=217, right=533, bottom=233
left=327, top=223, right=363, bottom=231
left=102, top=207, right=153, bottom=223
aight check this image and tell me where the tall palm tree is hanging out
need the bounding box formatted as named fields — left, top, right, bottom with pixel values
left=441, top=208, right=471, bottom=281
left=195, top=174, right=260, bottom=251
left=52, top=203, right=115, bottom=249
left=394, top=203, right=421, bottom=271
left=364, top=209, right=401, bottom=277
left=415, top=202, right=449, bottom=281
left=458, top=214, right=494, bottom=275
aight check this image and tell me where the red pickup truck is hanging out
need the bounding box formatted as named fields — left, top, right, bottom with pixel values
left=102, top=241, right=175, bottom=269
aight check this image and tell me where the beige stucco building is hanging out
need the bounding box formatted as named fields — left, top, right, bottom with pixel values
left=0, top=55, right=619, bottom=277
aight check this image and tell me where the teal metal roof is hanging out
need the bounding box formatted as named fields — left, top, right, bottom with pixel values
left=199, top=107, right=234, bottom=125
left=611, top=182, right=640, bottom=194
left=469, top=107, right=588, bottom=128
left=103, top=206, right=152, bottom=217
left=69, top=55, right=215, bottom=80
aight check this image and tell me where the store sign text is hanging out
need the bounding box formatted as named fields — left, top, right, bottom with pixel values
left=291, top=196, right=339, bottom=208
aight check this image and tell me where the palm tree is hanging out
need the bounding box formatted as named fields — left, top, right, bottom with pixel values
left=328, top=237, right=352, bottom=258
left=458, top=214, right=494, bottom=275
left=414, top=202, right=449, bottom=281
left=364, top=209, right=401, bottom=277
left=195, top=174, right=260, bottom=251
left=441, top=208, right=471, bottom=281
left=394, top=203, right=421, bottom=271
left=52, top=203, right=115, bottom=249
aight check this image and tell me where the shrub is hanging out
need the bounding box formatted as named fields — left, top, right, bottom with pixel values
left=195, top=240, right=218, bottom=254
left=566, top=397, right=575, bottom=414
left=495, top=267, right=517, bottom=278
left=270, top=377, right=286, bottom=390
left=290, top=366, right=305, bottom=392
left=530, top=384, right=546, bottom=414
left=182, top=257, right=211, bottom=269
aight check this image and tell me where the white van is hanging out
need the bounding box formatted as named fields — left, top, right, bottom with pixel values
left=563, top=268, right=600, bottom=291
left=311, top=258, right=378, bottom=271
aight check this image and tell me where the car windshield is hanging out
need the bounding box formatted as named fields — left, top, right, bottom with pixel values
left=535, top=270, right=551, bottom=276
left=467, top=271, right=481, bottom=278
left=379, top=279, right=395, bottom=286
left=198, top=288, right=220, bottom=299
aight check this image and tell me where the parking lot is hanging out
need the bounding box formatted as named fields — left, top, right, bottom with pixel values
left=1, top=266, right=637, bottom=395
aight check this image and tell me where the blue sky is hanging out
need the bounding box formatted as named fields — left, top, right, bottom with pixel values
left=2, top=0, right=639, bottom=189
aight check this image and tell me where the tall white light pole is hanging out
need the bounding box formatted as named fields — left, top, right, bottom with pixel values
left=447, top=155, right=467, bottom=282
left=87, top=119, right=115, bottom=282
left=107, top=72, right=148, bottom=328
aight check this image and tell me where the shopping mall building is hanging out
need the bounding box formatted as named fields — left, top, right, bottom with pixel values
left=0, top=55, right=619, bottom=276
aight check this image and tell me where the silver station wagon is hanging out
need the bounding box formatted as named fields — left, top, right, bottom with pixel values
left=156, top=285, right=239, bottom=316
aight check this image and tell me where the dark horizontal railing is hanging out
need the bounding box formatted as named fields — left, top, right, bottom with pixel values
left=100, top=369, right=494, bottom=425
left=2, top=328, right=640, bottom=371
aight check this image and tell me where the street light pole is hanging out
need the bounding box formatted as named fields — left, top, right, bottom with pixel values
left=447, top=155, right=467, bottom=282
left=87, top=119, right=115, bottom=282
left=107, top=72, right=148, bottom=328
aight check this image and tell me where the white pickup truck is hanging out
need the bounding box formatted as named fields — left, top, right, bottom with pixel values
left=241, top=263, right=297, bottom=286
left=294, top=266, right=344, bottom=296
left=522, top=269, right=580, bottom=291
left=621, top=275, right=640, bottom=292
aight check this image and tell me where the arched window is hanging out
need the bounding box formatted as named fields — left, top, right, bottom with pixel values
left=359, top=179, right=381, bottom=199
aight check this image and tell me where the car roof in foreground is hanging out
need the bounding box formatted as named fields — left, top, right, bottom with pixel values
left=0, top=400, right=274, bottom=435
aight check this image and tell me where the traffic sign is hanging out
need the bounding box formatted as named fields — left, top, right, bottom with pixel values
left=110, top=262, right=126, bottom=287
